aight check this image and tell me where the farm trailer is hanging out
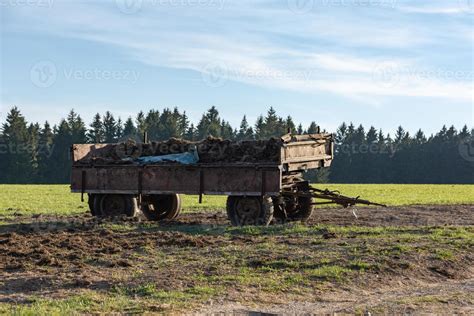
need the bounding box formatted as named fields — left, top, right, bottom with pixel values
left=70, top=134, right=384, bottom=226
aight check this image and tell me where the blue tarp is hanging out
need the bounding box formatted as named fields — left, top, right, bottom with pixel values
left=135, top=149, right=199, bottom=165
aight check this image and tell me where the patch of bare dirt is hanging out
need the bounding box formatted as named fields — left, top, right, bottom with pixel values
left=199, top=278, right=474, bottom=315
left=0, top=204, right=472, bottom=313
left=310, top=204, right=474, bottom=227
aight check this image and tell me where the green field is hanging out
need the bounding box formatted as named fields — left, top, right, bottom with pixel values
left=0, top=184, right=473, bottom=216
left=0, top=184, right=473, bottom=314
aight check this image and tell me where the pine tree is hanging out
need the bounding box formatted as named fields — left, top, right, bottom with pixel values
left=414, top=129, right=426, bottom=144
left=394, top=126, right=406, bottom=144
left=297, top=124, right=303, bottom=135
left=185, top=124, right=195, bottom=141
left=220, top=120, right=234, bottom=140
left=262, top=107, right=281, bottom=138
left=285, top=116, right=296, bottom=134
left=49, top=120, right=72, bottom=183
left=37, top=121, right=54, bottom=183
left=136, top=111, right=146, bottom=137
left=158, top=108, right=179, bottom=140
left=335, top=122, right=347, bottom=145
left=197, top=106, right=222, bottom=139
left=446, top=126, right=457, bottom=140
left=123, top=117, right=137, bottom=139
left=27, top=123, right=41, bottom=181
left=1, top=105, right=473, bottom=185
left=307, top=122, right=319, bottom=134
left=103, top=111, right=117, bottom=142
left=145, top=110, right=160, bottom=140
left=254, top=116, right=265, bottom=140
left=116, top=118, right=124, bottom=140
left=1, top=107, right=32, bottom=183
left=179, top=111, right=190, bottom=138
left=435, top=125, right=448, bottom=142
left=87, top=113, right=104, bottom=143
left=67, top=110, right=86, bottom=144
left=237, top=116, right=254, bottom=140
left=458, top=125, right=470, bottom=138
left=366, top=126, right=377, bottom=144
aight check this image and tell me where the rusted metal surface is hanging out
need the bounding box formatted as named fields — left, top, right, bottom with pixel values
left=281, top=134, right=333, bottom=171
left=71, top=164, right=282, bottom=196
left=71, top=133, right=333, bottom=197
left=282, top=186, right=387, bottom=208
left=71, top=144, right=113, bottom=162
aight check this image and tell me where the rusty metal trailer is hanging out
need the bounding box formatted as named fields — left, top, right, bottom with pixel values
left=71, top=134, right=382, bottom=226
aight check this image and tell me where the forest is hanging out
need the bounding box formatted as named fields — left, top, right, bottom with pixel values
left=0, top=106, right=472, bottom=184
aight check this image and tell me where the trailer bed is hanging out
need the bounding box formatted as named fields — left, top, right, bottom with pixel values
left=71, top=133, right=333, bottom=196
left=71, top=163, right=282, bottom=196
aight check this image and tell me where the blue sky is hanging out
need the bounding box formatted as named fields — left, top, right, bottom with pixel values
left=0, top=0, right=473, bottom=135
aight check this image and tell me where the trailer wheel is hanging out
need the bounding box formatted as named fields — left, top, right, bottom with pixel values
left=88, top=194, right=103, bottom=217
left=274, top=195, right=314, bottom=223
left=98, top=194, right=139, bottom=218
left=142, top=194, right=182, bottom=221
left=87, top=194, right=96, bottom=216
left=291, top=195, right=314, bottom=222
left=226, top=196, right=274, bottom=226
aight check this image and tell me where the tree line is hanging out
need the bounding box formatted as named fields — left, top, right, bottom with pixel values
left=0, top=106, right=472, bottom=184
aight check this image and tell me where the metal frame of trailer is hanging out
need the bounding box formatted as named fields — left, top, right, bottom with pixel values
left=70, top=134, right=383, bottom=226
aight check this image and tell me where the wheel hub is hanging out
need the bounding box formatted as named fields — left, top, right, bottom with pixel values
left=102, top=195, right=126, bottom=216
left=235, top=198, right=261, bottom=220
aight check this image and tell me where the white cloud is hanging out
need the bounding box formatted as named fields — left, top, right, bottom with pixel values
left=2, top=1, right=473, bottom=105
left=399, top=5, right=467, bottom=15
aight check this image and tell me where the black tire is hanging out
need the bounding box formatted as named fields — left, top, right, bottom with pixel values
left=274, top=195, right=314, bottom=223
left=98, top=194, right=139, bottom=218
left=142, top=194, right=181, bottom=221
left=226, top=196, right=274, bottom=226
left=87, top=194, right=96, bottom=216
left=89, top=194, right=104, bottom=217
left=291, top=195, right=314, bottom=221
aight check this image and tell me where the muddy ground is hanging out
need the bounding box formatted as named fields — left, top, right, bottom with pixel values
left=0, top=204, right=473, bottom=314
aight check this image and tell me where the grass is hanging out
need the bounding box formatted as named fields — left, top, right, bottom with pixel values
left=0, top=184, right=473, bottom=216
left=322, top=184, right=474, bottom=206
left=0, top=184, right=472, bottom=314
left=1, top=223, right=473, bottom=314
left=0, top=292, right=139, bottom=315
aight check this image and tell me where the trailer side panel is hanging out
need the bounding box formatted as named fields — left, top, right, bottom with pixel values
left=71, top=165, right=281, bottom=196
